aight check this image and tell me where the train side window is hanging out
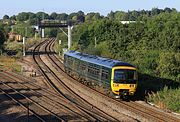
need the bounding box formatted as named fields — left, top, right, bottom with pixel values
left=88, top=65, right=93, bottom=74
left=75, top=59, right=80, bottom=69
left=87, top=65, right=100, bottom=76
left=68, top=57, right=73, bottom=66
left=94, top=67, right=99, bottom=76
left=102, top=70, right=108, bottom=79
left=80, top=62, right=86, bottom=70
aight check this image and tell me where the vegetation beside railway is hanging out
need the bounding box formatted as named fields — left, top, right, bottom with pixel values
left=0, top=7, right=179, bottom=112
left=0, top=56, right=21, bottom=72
left=57, top=9, right=180, bottom=112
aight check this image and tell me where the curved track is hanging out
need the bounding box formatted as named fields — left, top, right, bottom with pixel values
left=32, top=39, right=121, bottom=121
left=0, top=72, right=96, bottom=121
left=47, top=38, right=180, bottom=122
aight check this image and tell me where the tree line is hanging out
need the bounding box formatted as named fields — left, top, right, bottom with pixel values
left=69, top=9, right=180, bottom=84
left=2, top=7, right=177, bottom=24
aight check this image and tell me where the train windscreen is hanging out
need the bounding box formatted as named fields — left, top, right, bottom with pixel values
left=113, top=69, right=137, bottom=84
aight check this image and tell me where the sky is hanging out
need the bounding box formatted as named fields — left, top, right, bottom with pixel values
left=1, top=0, right=180, bottom=19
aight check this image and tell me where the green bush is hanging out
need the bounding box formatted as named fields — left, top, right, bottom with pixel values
left=5, top=41, right=23, bottom=52
left=157, top=52, right=180, bottom=82
left=148, top=87, right=180, bottom=112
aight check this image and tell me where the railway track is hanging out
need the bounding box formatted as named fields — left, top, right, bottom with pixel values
left=0, top=88, right=44, bottom=122
left=47, top=38, right=180, bottom=122
left=0, top=72, right=99, bottom=121
left=0, top=80, right=63, bottom=122
left=32, top=39, right=123, bottom=121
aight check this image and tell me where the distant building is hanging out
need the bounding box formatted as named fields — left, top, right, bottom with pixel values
left=120, top=21, right=136, bottom=24
left=8, top=32, right=22, bottom=41
left=15, top=34, right=22, bottom=41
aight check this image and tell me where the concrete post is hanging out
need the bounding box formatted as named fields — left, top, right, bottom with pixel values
left=68, top=25, right=72, bottom=50
left=11, top=26, right=14, bottom=33
left=23, top=37, right=26, bottom=56
left=25, top=27, right=28, bottom=37
left=41, top=28, right=45, bottom=38
left=35, top=32, right=37, bottom=40
left=59, top=40, right=61, bottom=56
left=95, top=37, right=97, bottom=48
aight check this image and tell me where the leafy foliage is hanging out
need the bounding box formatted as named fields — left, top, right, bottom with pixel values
left=69, top=10, right=180, bottom=112
left=0, top=7, right=179, bottom=112
left=0, top=25, right=6, bottom=49
left=148, top=87, right=180, bottom=112
left=75, top=12, right=180, bottom=84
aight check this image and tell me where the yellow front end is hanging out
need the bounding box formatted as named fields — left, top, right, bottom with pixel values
left=111, top=66, right=138, bottom=96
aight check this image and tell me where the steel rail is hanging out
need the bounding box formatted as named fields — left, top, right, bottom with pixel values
left=49, top=38, right=180, bottom=122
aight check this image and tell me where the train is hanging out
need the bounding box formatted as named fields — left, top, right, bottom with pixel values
left=64, top=50, right=138, bottom=99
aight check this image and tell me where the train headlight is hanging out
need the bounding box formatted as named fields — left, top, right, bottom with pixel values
left=130, top=92, right=134, bottom=95
left=130, top=84, right=134, bottom=87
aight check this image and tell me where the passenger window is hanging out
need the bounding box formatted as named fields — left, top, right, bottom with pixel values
left=102, top=70, right=108, bottom=79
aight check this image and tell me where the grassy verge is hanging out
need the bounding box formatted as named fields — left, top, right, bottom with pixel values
left=0, top=56, right=21, bottom=73
left=1, top=38, right=40, bottom=73
left=148, top=87, right=180, bottom=113
left=25, top=38, right=40, bottom=49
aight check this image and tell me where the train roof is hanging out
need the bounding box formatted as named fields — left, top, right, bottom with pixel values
left=64, top=51, right=135, bottom=68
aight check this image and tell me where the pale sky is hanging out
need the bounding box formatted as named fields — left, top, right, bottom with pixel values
left=1, top=0, right=179, bottom=18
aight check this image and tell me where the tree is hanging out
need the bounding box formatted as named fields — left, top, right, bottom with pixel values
left=85, top=12, right=101, bottom=21
left=29, top=18, right=37, bottom=25
left=50, top=12, right=58, bottom=20
left=157, top=52, right=180, bottom=81
left=77, top=11, right=84, bottom=16
left=164, top=7, right=172, bottom=13
left=36, top=12, right=49, bottom=20
left=16, top=12, right=29, bottom=21
left=107, top=11, right=115, bottom=20
left=28, top=12, right=36, bottom=19
left=68, top=12, right=79, bottom=20
left=3, top=15, right=9, bottom=20
left=114, top=11, right=128, bottom=21
left=151, top=8, right=161, bottom=16
left=92, top=13, right=101, bottom=20
left=0, top=25, right=6, bottom=49
left=77, top=15, right=85, bottom=23
left=85, top=13, right=94, bottom=21
left=56, top=13, right=68, bottom=20
left=10, top=15, right=16, bottom=20
left=45, top=28, right=59, bottom=37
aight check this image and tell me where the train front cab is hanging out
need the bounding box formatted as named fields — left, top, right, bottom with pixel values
left=111, top=66, right=138, bottom=98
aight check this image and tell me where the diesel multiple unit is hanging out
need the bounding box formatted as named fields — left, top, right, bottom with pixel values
left=64, top=51, right=138, bottom=98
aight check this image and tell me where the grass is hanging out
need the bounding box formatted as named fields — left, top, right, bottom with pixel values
left=1, top=38, right=41, bottom=72
left=1, top=38, right=40, bottom=72
left=25, top=38, right=39, bottom=49
left=0, top=55, right=21, bottom=73
left=148, top=86, right=180, bottom=113
left=5, top=40, right=23, bottom=52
